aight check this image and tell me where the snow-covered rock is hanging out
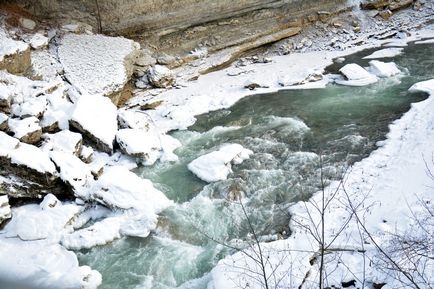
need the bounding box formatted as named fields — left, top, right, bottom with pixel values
left=147, top=65, right=175, bottom=88
left=9, top=143, right=57, bottom=177
left=0, top=240, right=101, bottom=289
left=336, top=63, right=378, bottom=86
left=118, top=108, right=151, bottom=129
left=42, top=130, right=83, bottom=156
left=70, top=94, right=118, bottom=153
left=188, top=144, right=253, bottom=182
left=49, top=151, right=93, bottom=191
left=0, top=195, right=11, bottom=225
left=0, top=83, right=12, bottom=113
left=58, top=34, right=140, bottom=104
left=116, top=128, right=161, bottom=160
left=11, top=94, right=47, bottom=118
left=80, top=145, right=94, bottom=163
left=29, top=33, right=49, bottom=49
left=31, top=50, right=63, bottom=80
left=8, top=116, right=42, bottom=144
left=0, top=112, right=8, bottom=130
left=368, top=60, right=401, bottom=78
left=0, top=29, right=29, bottom=62
left=88, top=166, right=172, bottom=212
left=363, top=47, right=404, bottom=59
left=61, top=216, right=122, bottom=250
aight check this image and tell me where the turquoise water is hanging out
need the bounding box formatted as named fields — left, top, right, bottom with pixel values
left=77, top=42, right=433, bottom=289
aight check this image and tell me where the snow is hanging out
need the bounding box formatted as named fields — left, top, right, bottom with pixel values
left=61, top=216, right=122, bottom=250
left=0, top=131, right=19, bottom=155
left=58, top=34, right=139, bottom=96
left=188, top=144, right=253, bottom=182
left=70, top=93, right=118, bottom=152
left=29, top=33, right=49, bottom=49
left=0, top=28, right=29, bottom=62
left=116, top=128, right=161, bottom=158
left=368, top=60, right=401, bottom=78
left=9, top=143, right=57, bottom=175
left=0, top=240, right=101, bottom=289
left=208, top=78, right=434, bottom=289
left=88, top=165, right=173, bottom=212
left=362, top=47, right=404, bottom=59
left=42, top=130, right=83, bottom=155
left=7, top=116, right=41, bottom=140
left=49, top=151, right=92, bottom=190
left=336, top=63, right=378, bottom=86
left=31, top=50, right=63, bottom=80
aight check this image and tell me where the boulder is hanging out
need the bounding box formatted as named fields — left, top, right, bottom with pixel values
left=116, top=128, right=162, bottom=161
left=188, top=144, right=253, bottom=182
left=368, top=60, right=401, bottom=77
left=8, top=117, right=42, bottom=144
left=0, top=30, right=31, bottom=74
left=41, top=130, right=83, bottom=156
left=0, top=113, right=8, bottom=131
left=58, top=34, right=140, bottom=105
left=0, top=195, right=11, bottom=226
left=69, top=94, right=118, bottom=153
left=29, top=33, right=49, bottom=49
left=147, top=65, right=175, bottom=88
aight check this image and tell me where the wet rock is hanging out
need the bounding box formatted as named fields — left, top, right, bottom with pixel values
left=8, top=117, right=42, bottom=144
left=147, top=65, right=175, bottom=88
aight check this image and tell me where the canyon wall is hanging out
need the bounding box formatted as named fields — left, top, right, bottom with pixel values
left=15, top=0, right=352, bottom=54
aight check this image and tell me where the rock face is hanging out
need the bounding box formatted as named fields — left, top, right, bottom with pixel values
left=17, top=0, right=350, bottom=54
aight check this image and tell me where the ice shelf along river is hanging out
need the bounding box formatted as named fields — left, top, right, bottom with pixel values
left=77, top=41, right=433, bottom=289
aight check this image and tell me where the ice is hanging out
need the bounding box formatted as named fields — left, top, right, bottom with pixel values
left=363, top=47, right=404, bottom=59
left=188, top=144, right=253, bottom=182
left=70, top=93, right=118, bottom=153
left=368, top=60, right=401, bottom=78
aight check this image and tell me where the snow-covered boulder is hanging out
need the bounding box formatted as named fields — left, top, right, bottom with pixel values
left=116, top=128, right=161, bottom=160
left=88, top=166, right=172, bottom=213
left=0, top=83, right=12, bottom=113
left=50, top=151, right=93, bottom=191
left=58, top=34, right=140, bottom=105
left=188, top=144, right=253, bottom=182
left=147, top=65, right=175, bottom=88
left=29, top=33, right=49, bottom=49
left=0, top=28, right=30, bottom=74
left=11, top=94, right=47, bottom=118
left=118, top=109, right=151, bottom=129
left=0, top=195, right=11, bottom=225
left=0, top=112, right=8, bottom=131
left=0, top=240, right=101, bottom=289
left=70, top=94, right=118, bottom=153
left=336, top=63, right=378, bottom=86
left=8, top=116, right=42, bottom=144
left=42, top=130, right=83, bottom=156
left=368, top=60, right=401, bottom=78
left=363, top=47, right=403, bottom=59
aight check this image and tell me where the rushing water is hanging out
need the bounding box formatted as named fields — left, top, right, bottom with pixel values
left=77, top=42, right=433, bottom=289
